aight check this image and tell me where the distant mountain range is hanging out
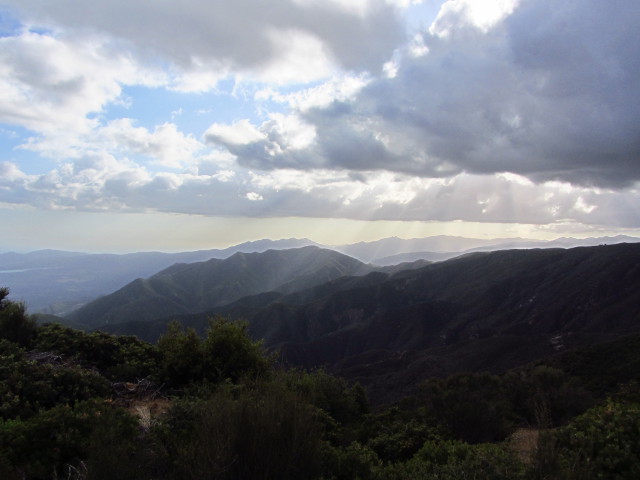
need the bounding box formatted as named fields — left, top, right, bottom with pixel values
left=336, top=234, right=640, bottom=264
left=0, top=238, right=316, bottom=314
left=1, top=234, right=638, bottom=315
left=78, top=242, right=640, bottom=404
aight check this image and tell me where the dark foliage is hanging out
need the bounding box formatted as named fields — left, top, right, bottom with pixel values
left=0, top=288, right=36, bottom=347
left=156, top=316, right=271, bottom=388
left=155, top=379, right=325, bottom=480
left=96, top=243, right=640, bottom=407
left=2, top=283, right=640, bottom=479
left=34, top=323, right=160, bottom=380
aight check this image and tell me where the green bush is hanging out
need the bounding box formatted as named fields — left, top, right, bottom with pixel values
left=283, top=369, right=369, bottom=426
left=0, top=400, right=142, bottom=479
left=367, top=419, right=441, bottom=463
left=503, top=366, right=593, bottom=428
left=320, top=441, right=383, bottom=480
left=156, top=317, right=271, bottom=388
left=156, top=320, right=204, bottom=387
left=34, top=323, right=159, bottom=381
left=549, top=401, right=640, bottom=479
left=155, top=379, right=324, bottom=480
left=0, top=342, right=110, bottom=420
left=384, top=439, right=525, bottom=480
left=0, top=288, right=36, bottom=347
left=202, top=316, right=271, bottom=384
left=420, top=373, right=516, bottom=443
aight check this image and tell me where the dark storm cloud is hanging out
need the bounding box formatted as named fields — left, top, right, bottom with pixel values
left=220, top=0, right=640, bottom=188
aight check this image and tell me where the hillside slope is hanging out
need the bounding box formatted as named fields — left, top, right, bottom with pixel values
left=0, top=238, right=316, bottom=314
left=68, top=246, right=372, bottom=327
left=102, top=243, right=640, bottom=403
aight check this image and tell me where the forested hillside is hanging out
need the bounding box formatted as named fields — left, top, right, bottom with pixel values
left=1, top=287, right=640, bottom=479
left=99, top=243, right=640, bottom=404
left=67, top=246, right=372, bottom=327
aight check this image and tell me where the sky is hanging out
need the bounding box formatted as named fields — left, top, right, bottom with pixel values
left=1, top=0, right=640, bottom=252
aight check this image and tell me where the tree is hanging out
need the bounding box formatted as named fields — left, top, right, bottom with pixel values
left=156, top=320, right=204, bottom=387
left=535, top=401, right=640, bottom=480
left=201, top=316, right=270, bottom=384
left=0, top=288, right=36, bottom=347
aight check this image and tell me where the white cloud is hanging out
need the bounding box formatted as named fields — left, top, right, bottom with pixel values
left=2, top=149, right=640, bottom=228
left=246, top=29, right=335, bottom=84
left=261, top=114, right=317, bottom=150
left=2, top=0, right=640, bottom=236
left=7, top=0, right=405, bottom=81
left=0, top=31, right=164, bottom=136
left=98, top=119, right=203, bottom=168
left=430, top=0, right=520, bottom=37
left=256, top=73, right=371, bottom=111
left=204, top=119, right=266, bottom=146
left=246, top=192, right=264, bottom=201
left=0, top=162, right=28, bottom=183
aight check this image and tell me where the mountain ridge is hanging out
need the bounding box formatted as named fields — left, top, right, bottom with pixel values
left=3, top=234, right=639, bottom=315
left=96, top=243, right=640, bottom=404
left=67, top=246, right=373, bottom=327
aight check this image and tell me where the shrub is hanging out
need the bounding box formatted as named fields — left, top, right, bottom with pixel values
left=202, top=316, right=271, bottom=384
left=34, top=323, right=159, bottom=381
left=155, top=379, right=324, bottom=480
left=0, top=400, right=142, bottom=479
left=385, top=439, right=526, bottom=480
left=0, top=343, right=110, bottom=420
left=0, top=288, right=36, bottom=347
left=549, top=401, right=640, bottom=479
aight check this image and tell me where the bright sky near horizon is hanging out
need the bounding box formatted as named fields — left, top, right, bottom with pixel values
left=1, top=0, right=640, bottom=252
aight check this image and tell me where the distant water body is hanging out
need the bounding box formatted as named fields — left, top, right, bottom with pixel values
left=0, top=268, right=52, bottom=274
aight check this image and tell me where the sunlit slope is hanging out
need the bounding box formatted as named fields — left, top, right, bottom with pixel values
left=68, top=246, right=371, bottom=327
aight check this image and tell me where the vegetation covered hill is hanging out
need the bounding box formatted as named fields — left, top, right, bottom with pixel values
left=1, top=286, right=640, bottom=479
left=100, top=243, right=640, bottom=404
left=0, top=239, right=316, bottom=315
left=67, top=246, right=372, bottom=328
left=5, top=235, right=637, bottom=316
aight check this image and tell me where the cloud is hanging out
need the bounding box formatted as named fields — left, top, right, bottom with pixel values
left=0, top=30, right=167, bottom=151
left=431, top=0, right=520, bottom=37
left=2, top=0, right=640, bottom=234
left=205, top=120, right=266, bottom=147
left=210, top=0, right=640, bottom=188
left=20, top=117, right=205, bottom=172
left=4, top=151, right=640, bottom=228
left=7, top=0, right=405, bottom=82
left=98, top=119, right=204, bottom=168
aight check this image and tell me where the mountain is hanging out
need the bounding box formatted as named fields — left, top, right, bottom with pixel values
left=4, top=234, right=638, bottom=315
left=99, top=243, right=640, bottom=404
left=0, top=238, right=317, bottom=314
left=371, top=251, right=460, bottom=266
left=67, top=246, right=372, bottom=328
left=366, top=234, right=640, bottom=265
left=332, top=235, right=526, bottom=262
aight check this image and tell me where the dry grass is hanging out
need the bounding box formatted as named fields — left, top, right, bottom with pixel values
left=509, top=427, right=540, bottom=464
left=127, top=398, right=172, bottom=430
